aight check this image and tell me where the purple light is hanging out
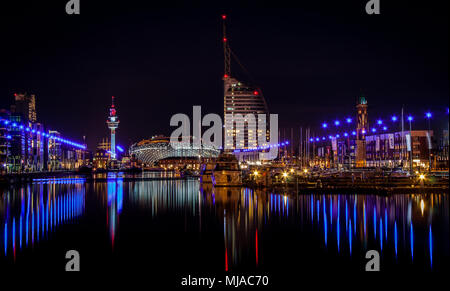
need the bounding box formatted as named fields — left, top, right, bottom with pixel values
left=322, top=137, right=326, bottom=140
left=315, top=137, right=319, bottom=142
left=322, top=123, right=328, bottom=128
left=383, top=126, right=387, bottom=131
left=372, top=128, right=376, bottom=133
left=328, top=135, right=332, bottom=139
left=391, top=116, right=397, bottom=122
left=352, top=131, right=356, bottom=136
left=309, top=138, right=313, bottom=142
left=334, top=120, right=340, bottom=126
left=344, top=132, right=348, bottom=137
left=425, top=112, right=432, bottom=119
left=408, top=116, right=413, bottom=122
left=336, top=134, right=340, bottom=138
left=346, top=118, right=352, bottom=123
left=377, top=120, right=383, bottom=125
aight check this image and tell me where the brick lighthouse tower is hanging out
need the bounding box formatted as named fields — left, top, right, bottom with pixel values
left=355, top=95, right=368, bottom=167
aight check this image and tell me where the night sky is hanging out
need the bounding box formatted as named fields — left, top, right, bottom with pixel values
left=0, top=0, right=448, bottom=150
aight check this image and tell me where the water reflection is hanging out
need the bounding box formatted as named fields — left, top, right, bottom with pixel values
left=0, top=175, right=448, bottom=272
left=1, top=180, right=85, bottom=261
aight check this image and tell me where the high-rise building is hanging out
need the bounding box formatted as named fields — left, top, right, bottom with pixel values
left=12, top=92, right=37, bottom=123
left=221, top=15, right=270, bottom=151
left=355, top=96, right=368, bottom=167
left=223, top=77, right=269, bottom=149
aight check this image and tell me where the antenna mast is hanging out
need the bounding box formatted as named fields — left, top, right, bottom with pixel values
left=222, top=14, right=231, bottom=79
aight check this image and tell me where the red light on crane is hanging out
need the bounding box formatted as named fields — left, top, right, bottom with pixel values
left=224, top=74, right=229, bottom=78
left=222, top=14, right=226, bottom=20
left=223, top=37, right=227, bottom=42
left=253, top=90, right=259, bottom=95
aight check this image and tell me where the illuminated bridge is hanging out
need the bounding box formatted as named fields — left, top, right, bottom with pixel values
left=129, top=136, right=220, bottom=166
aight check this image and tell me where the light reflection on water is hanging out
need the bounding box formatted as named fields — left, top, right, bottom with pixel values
left=0, top=174, right=448, bottom=272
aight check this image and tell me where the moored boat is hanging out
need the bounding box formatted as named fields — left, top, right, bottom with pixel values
left=200, top=161, right=215, bottom=183
left=212, top=152, right=242, bottom=187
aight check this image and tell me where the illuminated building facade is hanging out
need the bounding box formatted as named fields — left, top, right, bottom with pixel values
left=0, top=110, right=10, bottom=173
left=224, top=77, right=270, bottom=150
left=355, top=96, right=368, bottom=167
left=221, top=14, right=270, bottom=153
left=93, top=138, right=111, bottom=170
left=0, top=93, right=87, bottom=173
left=12, top=92, right=37, bottom=123
left=365, top=130, right=433, bottom=169
left=130, top=135, right=220, bottom=166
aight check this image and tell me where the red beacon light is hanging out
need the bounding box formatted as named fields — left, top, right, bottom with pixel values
left=224, top=74, right=229, bottom=78
left=222, top=14, right=226, bottom=20
left=223, top=37, right=227, bottom=42
left=253, top=90, right=259, bottom=95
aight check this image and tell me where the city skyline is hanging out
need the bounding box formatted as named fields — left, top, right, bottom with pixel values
left=1, top=0, right=449, bottom=282
left=0, top=1, right=448, bottom=150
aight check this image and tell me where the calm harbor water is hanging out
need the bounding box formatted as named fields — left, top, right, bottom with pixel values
left=0, top=172, right=449, bottom=275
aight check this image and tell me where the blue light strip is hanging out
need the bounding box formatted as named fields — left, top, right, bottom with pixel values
left=233, top=140, right=290, bottom=153
left=1, top=118, right=86, bottom=150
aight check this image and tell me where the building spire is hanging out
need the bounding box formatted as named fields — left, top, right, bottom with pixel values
left=222, top=14, right=231, bottom=79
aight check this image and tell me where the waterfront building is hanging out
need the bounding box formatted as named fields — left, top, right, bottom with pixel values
left=224, top=77, right=270, bottom=150
left=48, top=130, right=62, bottom=171
left=129, top=135, right=220, bottom=166
left=221, top=14, right=270, bottom=157
left=436, top=129, right=449, bottom=170
left=365, top=130, right=433, bottom=169
left=0, top=109, right=10, bottom=174
left=12, top=92, right=37, bottom=123
left=157, top=157, right=202, bottom=171
left=1, top=93, right=87, bottom=173
left=93, top=138, right=111, bottom=170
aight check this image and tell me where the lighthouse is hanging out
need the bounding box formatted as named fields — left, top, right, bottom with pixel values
left=107, top=96, right=119, bottom=160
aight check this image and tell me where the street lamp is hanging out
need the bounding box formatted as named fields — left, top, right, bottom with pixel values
left=425, top=112, right=432, bottom=172
left=419, top=173, right=426, bottom=187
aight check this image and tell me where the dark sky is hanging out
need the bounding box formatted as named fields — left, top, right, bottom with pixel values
left=0, top=0, right=448, bottom=149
